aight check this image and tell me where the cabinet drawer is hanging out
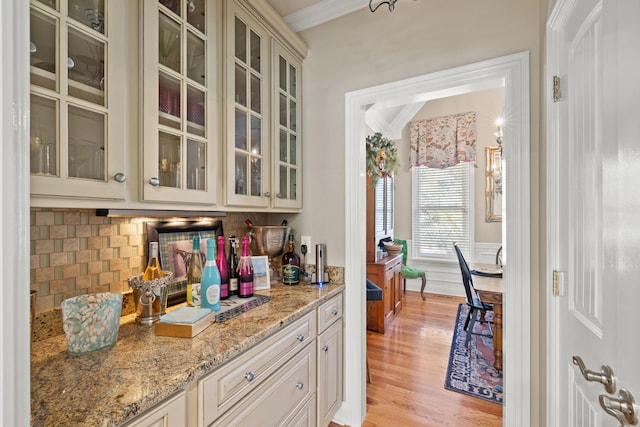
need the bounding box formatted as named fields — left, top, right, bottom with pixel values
left=123, top=390, right=186, bottom=427
left=317, top=294, right=343, bottom=333
left=211, top=344, right=316, bottom=426
left=200, top=311, right=316, bottom=426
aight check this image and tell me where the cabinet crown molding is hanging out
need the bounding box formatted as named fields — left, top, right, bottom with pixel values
left=236, top=0, right=309, bottom=59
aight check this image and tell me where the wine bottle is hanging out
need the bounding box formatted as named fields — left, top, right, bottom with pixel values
left=216, top=236, right=230, bottom=300
left=143, top=242, right=164, bottom=281
left=201, top=239, right=221, bottom=311
left=238, top=236, right=253, bottom=298
left=186, top=236, right=204, bottom=307
left=281, top=234, right=301, bottom=285
left=228, top=236, right=239, bottom=296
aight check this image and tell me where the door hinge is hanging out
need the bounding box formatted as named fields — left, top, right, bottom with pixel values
left=553, top=270, right=560, bottom=296
left=553, top=75, right=561, bottom=102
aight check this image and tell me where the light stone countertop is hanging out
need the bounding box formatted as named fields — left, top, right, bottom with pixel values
left=31, top=282, right=344, bottom=427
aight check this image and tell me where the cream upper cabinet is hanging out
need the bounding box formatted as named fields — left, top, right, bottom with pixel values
left=140, top=0, right=219, bottom=205
left=272, top=40, right=302, bottom=209
left=224, top=0, right=304, bottom=210
left=29, top=0, right=127, bottom=199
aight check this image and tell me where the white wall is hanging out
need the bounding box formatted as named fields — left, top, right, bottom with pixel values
left=292, top=0, right=540, bottom=268
left=393, top=88, right=504, bottom=244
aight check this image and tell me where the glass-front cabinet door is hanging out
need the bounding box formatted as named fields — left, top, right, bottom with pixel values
left=29, top=0, right=127, bottom=199
left=141, top=0, right=218, bottom=204
left=272, top=41, right=302, bottom=209
left=225, top=3, right=269, bottom=208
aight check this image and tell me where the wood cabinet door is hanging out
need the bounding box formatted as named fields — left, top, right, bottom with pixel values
left=393, top=259, right=403, bottom=313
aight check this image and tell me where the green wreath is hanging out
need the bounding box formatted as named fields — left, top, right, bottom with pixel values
left=366, top=132, right=399, bottom=185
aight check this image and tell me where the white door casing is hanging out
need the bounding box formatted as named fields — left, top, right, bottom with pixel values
left=547, top=1, right=640, bottom=426
left=343, top=52, right=530, bottom=427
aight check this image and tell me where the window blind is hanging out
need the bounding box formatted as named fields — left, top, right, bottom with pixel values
left=412, top=163, right=473, bottom=259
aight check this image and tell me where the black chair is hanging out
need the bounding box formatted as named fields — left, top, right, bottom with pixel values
left=453, top=243, right=493, bottom=347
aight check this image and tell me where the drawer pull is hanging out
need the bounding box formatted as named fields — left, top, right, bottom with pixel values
left=296, top=382, right=304, bottom=390
left=244, top=371, right=255, bottom=382
left=296, top=334, right=305, bottom=342
left=322, top=344, right=329, bottom=352
left=330, top=309, right=338, bottom=316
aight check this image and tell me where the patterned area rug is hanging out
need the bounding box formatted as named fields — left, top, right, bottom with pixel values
left=215, top=295, right=271, bottom=323
left=444, top=304, right=503, bottom=404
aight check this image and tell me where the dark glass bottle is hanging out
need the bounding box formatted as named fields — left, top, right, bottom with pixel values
left=216, top=236, right=229, bottom=300
left=282, top=234, right=301, bottom=285
left=228, top=236, right=239, bottom=296
left=238, top=236, right=254, bottom=298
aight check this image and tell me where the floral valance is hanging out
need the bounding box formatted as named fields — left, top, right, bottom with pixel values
left=409, top=111, right=477, bottom=169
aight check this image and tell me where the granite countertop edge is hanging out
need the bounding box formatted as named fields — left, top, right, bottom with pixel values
left=31, top=282, right=344, bottom=427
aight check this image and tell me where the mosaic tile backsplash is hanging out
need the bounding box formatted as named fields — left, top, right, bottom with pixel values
left=30, top=209, right=270, bottom=314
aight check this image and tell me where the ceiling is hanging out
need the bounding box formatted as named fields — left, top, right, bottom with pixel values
left=265, top=0, right=426, bottom=139
left=266, top=0, right=368, bottom=32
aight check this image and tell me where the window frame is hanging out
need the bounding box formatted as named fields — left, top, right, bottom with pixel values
left=411, top=162, right=475, bottom=261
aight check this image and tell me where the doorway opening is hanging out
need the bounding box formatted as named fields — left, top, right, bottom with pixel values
left=341, top=52, right=531, bottom=426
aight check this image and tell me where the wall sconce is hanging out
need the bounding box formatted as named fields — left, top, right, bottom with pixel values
left=369, top=0, right=397, bottom=13
left=494, top=117, right=504, bottom=153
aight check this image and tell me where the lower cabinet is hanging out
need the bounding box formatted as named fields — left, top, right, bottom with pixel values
left=123, top=391, right=187, bottom=427
left=366, top=254, right=403, bottom=333
left=211, top=344, right=316, bottom=426
left=125, top=291, right=344, bottom=427
left=317, top=319, right=343, bottom=427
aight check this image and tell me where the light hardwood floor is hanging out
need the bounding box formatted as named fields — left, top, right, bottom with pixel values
left=331, top=291, right=502, bottom=427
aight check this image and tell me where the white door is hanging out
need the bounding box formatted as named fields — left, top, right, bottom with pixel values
left=547, top=0, right=640, bottom=426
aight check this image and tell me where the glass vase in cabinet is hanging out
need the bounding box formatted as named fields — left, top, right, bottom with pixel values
left=29, top=0, right=127, bottom=200
left=141, top=0, right=218, bottom=204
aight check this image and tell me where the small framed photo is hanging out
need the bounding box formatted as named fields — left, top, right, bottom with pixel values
left=251, top=255, right=270, bottom=290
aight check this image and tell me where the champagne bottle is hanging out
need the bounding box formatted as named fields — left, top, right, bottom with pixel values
left=143, top=242, right=164, bottom=281
left=281, top=234, right=301, bottom=285
left=186, top=236, right=204, bottom=307
left=216, top=236, right=229, bottom=300
left=228, top=236, right=239, bottom=296
left=238, top=236, right=253, bottom=298
left=201, top=239, right=221, bottom=311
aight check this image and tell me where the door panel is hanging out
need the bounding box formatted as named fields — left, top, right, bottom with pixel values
left=548, top=0, right=640, bottom=426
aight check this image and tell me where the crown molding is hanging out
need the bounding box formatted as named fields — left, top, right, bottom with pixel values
left=283, top=0, right=367, bottom=32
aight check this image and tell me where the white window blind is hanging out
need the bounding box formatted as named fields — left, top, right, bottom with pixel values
left=412, top=163, right=473, bottom=259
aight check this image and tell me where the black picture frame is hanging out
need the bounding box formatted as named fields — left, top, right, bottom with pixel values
left=145, top=219, right=224, bottom=306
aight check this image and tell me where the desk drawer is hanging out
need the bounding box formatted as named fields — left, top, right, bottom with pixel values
left=200, top=311, right=316, bottom=426
left=211, top=344, right=316, bottom=426
left=317, top=294, right=343, bottom=333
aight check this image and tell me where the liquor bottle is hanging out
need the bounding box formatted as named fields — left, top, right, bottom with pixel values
left=216, top=236, right=230, bottom=300
left=237, top=236, right=254, bottom=298
left=228, top=236, right=239, bottom=296
left=201, top=239, right=221, bottom=311
left=143, top=242, right=164, bottom=281
left=281, top=234, right=301, bottom=285
left=186, top=236, right=204, bottom=307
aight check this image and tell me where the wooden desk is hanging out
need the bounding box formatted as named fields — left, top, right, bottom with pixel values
left=471, top=265, right=503, bottom=371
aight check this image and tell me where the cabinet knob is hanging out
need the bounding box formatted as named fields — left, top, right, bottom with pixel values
left=276, top=193, right=283, bottom=198
left=296, top=334, right=304, bottom=342
left=148, top=177, right=160, bottom=187
left=322, top=344, right=329, bottom=352
left=295, top=382, right=304, bottom=390
left=244, top=371, right=255, bottom=382
left=264, top=192, right=271, bottom=198
left=114, top=173, right=126, bottom=183
left=330, top=309, right=338, bottom=316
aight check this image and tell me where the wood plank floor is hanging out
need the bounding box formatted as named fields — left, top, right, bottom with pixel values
left=331, top=291, right=502, bottom=427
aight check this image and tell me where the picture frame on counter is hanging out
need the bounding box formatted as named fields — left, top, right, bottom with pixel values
left=251, top=256, right=270, bottom=290
left=145, top=219, right=224, bottom=306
